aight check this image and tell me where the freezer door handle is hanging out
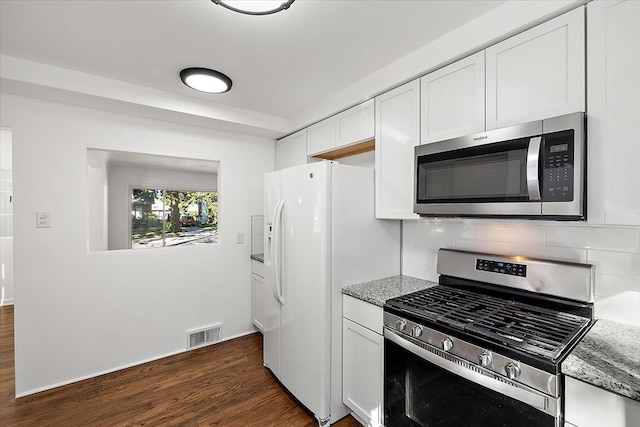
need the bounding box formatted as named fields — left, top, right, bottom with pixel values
left=272, top=200, right=285, bottom=305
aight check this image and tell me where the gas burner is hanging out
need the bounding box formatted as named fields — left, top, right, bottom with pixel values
left=387, top=286, right=592, bottom=361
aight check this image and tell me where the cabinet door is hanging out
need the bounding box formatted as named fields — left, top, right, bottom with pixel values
left=275, top=139, right=289, bottom=171
left=421, top=51, right=485, bottom=143
left=375, top=79, right=420, bottom=219
left=486, top=7, right=585, bottom=130
left=587, top=0, right=640, bottom=225
left=565, top=376, right=640, bottom=427
left=307, top=116, right=336, bottom=156
left=251, top=272, right=264, bottom=332
left=343, top=318, right=383, bottom=427
left=336, top=99, right=374, bottom=147
left=276, top=129, right=307, bottom=170
left=287, top=129, right=307, bottom=168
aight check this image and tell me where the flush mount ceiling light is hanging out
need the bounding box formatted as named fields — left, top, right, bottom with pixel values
left=211, top=0, right=295, bottom=16
left=180, top=68, right=232, bottom=94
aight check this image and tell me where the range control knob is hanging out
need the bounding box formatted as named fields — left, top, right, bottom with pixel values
left=395, top=319, right=407, bottom=331
left=478, top=351, right=492, bottom=367
left=505, top=362, right=521, bottom=380
left=411, top=325, right=423, bottom=338
left=441, top=338, right=454, bottom=352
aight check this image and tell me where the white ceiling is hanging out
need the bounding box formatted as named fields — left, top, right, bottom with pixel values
left=0, top=0, right=504, bottom=130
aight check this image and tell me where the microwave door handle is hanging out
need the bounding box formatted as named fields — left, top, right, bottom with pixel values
left=526, top=136, right=542, bottom=201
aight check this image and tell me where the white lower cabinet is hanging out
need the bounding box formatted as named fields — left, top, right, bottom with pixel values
left=343, top=295, right=383, bottom=427
left=564, top=376, right=640, bottom=427
left=251, top=260, right=265, bottom=332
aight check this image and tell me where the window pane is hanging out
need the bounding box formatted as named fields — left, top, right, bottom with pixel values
left=131, top=189, right=165, bottom=249
left=131, top=189, right=218, bottom=249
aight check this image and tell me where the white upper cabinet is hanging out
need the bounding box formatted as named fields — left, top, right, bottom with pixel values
left=421, top=51, right=485, bottom=144
left=336, top=99, right=375, bottom=147
left=307, top=117, right=336, bottom=157
left=587, top=0, right=640, bottom=225
left=375, top=79, right=420, bottom=219
left=485, top=7, right=585, bottom=130
left=275, top=140, right=288, bottom=171
left=307, top=100, right=374, bottom=157
left=276, top=129, right=307, bottom=171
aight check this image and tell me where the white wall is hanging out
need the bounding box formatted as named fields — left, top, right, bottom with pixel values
left=403, top=219, right=640, bottom=327
left=107, top=164, right=217, bottom=250
left=87, top=161, right=108, bottom=252
left=0, top=93, right=274, bottom=396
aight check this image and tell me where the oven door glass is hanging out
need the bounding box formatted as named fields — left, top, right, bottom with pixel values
left=384, top=338, right=557, bottom=427
left=416, top=138, right=532, bottom=204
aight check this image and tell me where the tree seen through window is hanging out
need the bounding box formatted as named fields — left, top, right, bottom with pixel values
left=131, top=188, right=218, bottom=249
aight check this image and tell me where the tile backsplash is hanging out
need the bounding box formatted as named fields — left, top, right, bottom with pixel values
left=402, top=218, right=640, bottom=326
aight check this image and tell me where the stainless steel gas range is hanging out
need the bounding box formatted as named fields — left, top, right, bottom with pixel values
left=383, top=249, right=595, bottom=427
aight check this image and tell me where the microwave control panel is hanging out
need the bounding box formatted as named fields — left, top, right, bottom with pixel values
left=542, top=132, right=574, bottom=202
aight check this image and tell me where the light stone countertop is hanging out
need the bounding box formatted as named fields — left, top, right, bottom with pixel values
left=341, top=275, right=437, bottom=307
left=562, top=319, right=640, bottom=402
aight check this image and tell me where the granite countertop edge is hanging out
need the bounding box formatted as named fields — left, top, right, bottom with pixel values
left=341, top=275, right=437, bottom=307
left=562, top=319, right=640, bottom=402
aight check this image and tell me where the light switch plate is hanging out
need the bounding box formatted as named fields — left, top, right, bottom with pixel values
left=236, top=231, right=244, bottom=244
left=36, top=212, right=50, bottom=228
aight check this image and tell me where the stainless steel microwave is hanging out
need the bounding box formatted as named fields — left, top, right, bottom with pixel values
left=414, top=112, right=586, bottom=220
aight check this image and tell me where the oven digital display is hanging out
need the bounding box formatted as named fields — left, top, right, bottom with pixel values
left=476, top=259, right=526, bottom=277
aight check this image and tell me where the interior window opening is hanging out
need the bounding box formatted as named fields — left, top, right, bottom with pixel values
left=87, top=148, right=220, bottom=252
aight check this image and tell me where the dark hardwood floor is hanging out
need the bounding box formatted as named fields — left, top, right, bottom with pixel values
left=0, top=306, right=362, bottom=426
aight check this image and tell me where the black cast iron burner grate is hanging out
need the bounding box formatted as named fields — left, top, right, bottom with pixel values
left=387, top=286, right=591, bottom=361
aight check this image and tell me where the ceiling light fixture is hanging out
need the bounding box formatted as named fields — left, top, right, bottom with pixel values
left=180, top=68, right=232, bottom=94
left=211, top=0, right=295, bottom=16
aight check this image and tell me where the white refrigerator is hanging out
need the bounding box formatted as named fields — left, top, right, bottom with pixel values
left=263, top=161, right=400, bottom=426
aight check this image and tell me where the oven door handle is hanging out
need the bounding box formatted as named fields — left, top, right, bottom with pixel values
left=384, top=328, right=558, bottom=418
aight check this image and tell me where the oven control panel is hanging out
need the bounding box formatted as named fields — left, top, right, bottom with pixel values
left=476, top=259, right=527, bottom=277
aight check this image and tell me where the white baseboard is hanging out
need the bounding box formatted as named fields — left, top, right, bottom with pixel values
left=1, top=298, right=14, bottom=306
left=15, top=328, right=259, bottom=398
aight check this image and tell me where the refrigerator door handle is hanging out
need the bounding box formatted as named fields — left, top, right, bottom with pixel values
left=272, top=200, right=285, bottom=305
